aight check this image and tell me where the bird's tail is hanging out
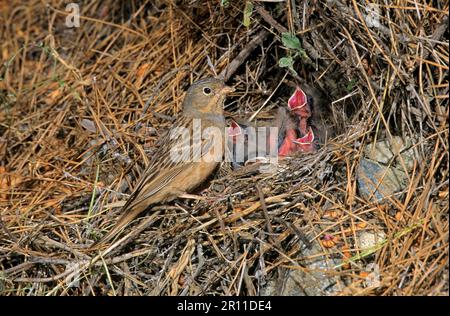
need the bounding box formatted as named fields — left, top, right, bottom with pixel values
left=89, top=205, right=145, bottom=250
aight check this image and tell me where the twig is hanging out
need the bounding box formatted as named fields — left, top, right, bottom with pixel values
left=220, top=29, right=269, bottom=82
left=254, top=4, right=288, bottom=33
left=256, top=183, right=282, bottom=249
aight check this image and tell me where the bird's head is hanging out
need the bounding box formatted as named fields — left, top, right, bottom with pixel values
left=227, top=120, right=244, bottom=144
left=288, top=87, right=308, bottom=111
left=183, top=77, right=234, bottom=116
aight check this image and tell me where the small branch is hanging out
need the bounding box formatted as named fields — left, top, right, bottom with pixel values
left=220, top=29, right=269, bottom=82
left=256, top=183, right=282, bottom=250
left=254, top=4, right=288, bottom=34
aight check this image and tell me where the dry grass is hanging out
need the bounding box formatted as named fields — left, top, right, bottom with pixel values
left=0, top=0, right=448, bottom=295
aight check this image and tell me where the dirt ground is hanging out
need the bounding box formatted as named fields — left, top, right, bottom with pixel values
left=0, top=1, right=448, bottom=295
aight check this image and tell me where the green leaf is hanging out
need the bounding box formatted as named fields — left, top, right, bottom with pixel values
left=243, top=1, right=253, bottom=27
left=346, top=78, right=357, bottom=92
left=220, top=0, right=230, bottom=7
left=281, top=33, right=301, bottom=51
left=278, top=56, right=298, bottom=76
left=278, top=56, right=294, bottom=68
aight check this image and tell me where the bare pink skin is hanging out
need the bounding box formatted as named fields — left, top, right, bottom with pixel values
left=279, top=126, right=315, bottom=156
left=278, top=128, right=298, bottom=157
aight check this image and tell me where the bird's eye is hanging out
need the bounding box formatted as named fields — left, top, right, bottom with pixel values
left=203, top=87, right=212, bottom=95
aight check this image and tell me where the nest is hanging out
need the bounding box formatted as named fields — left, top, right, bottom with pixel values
left=0, top=1, right=448, bottom=295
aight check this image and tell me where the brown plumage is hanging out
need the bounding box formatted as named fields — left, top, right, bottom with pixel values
left=93, top=78, right=234, bottom=247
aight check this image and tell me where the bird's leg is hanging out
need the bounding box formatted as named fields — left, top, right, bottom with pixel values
left=180, top=192, right=229, bottom=204
left=179, top=193, right=208, bottom=200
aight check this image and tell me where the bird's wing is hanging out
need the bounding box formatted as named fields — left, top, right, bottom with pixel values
left=122, top=115, right=217, bottom=212
left=122, top=164, right=187, bottom=211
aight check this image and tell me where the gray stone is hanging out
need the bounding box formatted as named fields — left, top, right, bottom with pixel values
left=357, top=158, right=408, bottom=202
left=261, top=241, right=340, bottom=296
left=357, top=136, right=419, bottom=202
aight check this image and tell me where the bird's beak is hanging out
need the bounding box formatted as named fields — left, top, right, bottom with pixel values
left=221, top=85, right=235, bottom=95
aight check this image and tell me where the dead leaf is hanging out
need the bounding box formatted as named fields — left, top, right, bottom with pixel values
left=0, top=167, right=22, bottom=199
left=135, top=63, right=151, bottom=89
